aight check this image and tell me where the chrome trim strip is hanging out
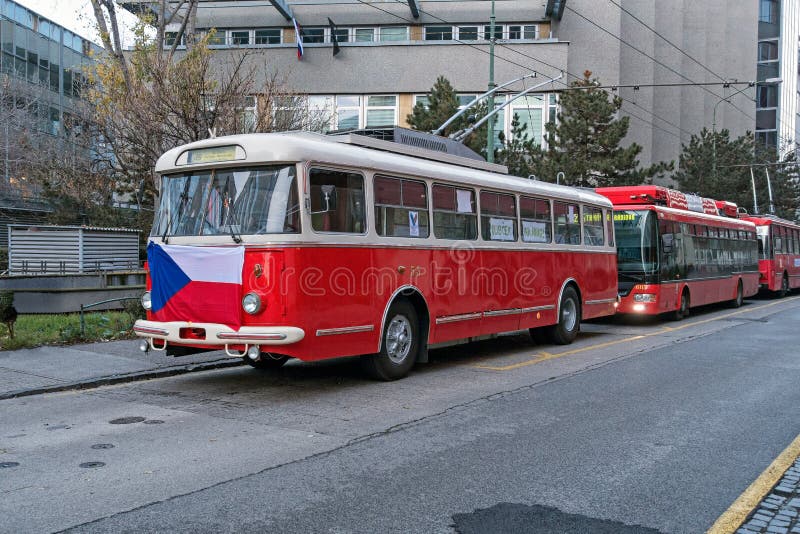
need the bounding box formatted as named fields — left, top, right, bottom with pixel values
left=316, top=325, right=375, bottom=337
left=483, top=308, right=523, bottom=318
left=435, top=312, right=482, bottom=325
left=585, top=298, right=617, bottom=305
left=521, top=305, right=556, bottom=313
left=217, top=332, right=287, bottom=341
left=133, top=326, right=169, bottom=336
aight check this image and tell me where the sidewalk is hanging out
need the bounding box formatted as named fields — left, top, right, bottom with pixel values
left=0, top=340, right=243, bottom=400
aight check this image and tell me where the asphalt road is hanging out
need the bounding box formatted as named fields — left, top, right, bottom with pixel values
left=2, top=295, right=799, bottom=533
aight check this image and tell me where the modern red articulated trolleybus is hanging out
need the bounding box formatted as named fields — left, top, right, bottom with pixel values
left=595, top=185, right=760, bottom=319
left=739, top=214, right=800, bottom=297
left=134, top=131, right=618, bottom=380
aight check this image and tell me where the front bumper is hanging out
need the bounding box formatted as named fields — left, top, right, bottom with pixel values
left=133, top=320, right=305, bottom=347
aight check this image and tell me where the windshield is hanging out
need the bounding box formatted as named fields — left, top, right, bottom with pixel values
left=151, top=166, right=299, bottom=238
left=614, top=210, right=659, bottom=276
left=757, top=226, right=770, bottom=259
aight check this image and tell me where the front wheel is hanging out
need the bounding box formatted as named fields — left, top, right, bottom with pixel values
left=362, top=300, right=419, bottom=381
left=671, top=290, right=689, bottom=321
left=778, top=274, right=789, bottom=298
left=546, top=286, right=581, bottom=345
left=729, top=281, right=744, bottom=308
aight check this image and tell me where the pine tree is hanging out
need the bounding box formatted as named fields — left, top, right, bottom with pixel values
left=531, top=71, right=671, bottom=187
left=406, top=76, right=490, bottom=158
left=675, top=129, right=800, bottom=219
left=496, top=114, right=537, bottom=178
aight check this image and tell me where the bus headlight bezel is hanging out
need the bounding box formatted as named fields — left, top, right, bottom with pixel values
left=242, top=293, right=262, bottom=315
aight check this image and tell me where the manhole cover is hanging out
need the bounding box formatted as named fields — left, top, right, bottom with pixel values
left=79, top=462, right=106, bottom=469
left=109, top=417, right=146, bottom=425
left=0, top=462, right=20, bottom=468
left=144, top=420, right=164, bottom=425
left=91, top=443, right=115, bottom=450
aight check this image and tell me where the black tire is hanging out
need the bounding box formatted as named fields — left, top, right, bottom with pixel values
left=529, top=326, right=549, bottom=345
left=671, top=290, right=689, bottom=321
left=729, top=280, right=744, bottom=308
left=778, top=274, right=789, bottom=298
left=545, top=286, right=581, bottom=345
left=246, top=353, right=289, bottom=370
left=363, top=300, right=419, bottom=381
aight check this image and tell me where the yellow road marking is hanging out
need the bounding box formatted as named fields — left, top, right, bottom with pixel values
left=471, top=295, right=800, bottom=372
left=707, top=432, right=800, bottom=534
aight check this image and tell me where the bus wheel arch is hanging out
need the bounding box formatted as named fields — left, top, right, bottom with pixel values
left=671, top=287, right=690, bottom=320
left=546, top=280, right=581, bottom=345
left=366, top=287, right=430, bottom=381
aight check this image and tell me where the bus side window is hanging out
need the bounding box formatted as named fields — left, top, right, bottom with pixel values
left=374, top=175, right=429, bottom=238
left=480, top=190, right=517, bottom=242
left=520, top=196, right=552, bottom=243
left=310, top=168, right=365, bottom=234
left=605, top=209, right=615, bottom=247
left=773, top=226, right=783, bottom=254
left=432, top=184, right=477, bottom=240
left=553, top=201, right=581, bottom=245
left=582, top=206, right=604, bottom=246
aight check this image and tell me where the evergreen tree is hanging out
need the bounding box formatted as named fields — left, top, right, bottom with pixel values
left=675, top=129, right=800, bottom=220
left=406, top=76, right=491, bottom=158
left=531, top=71, right=671, bottom=187
left=496, top=114, right=537, bottom=178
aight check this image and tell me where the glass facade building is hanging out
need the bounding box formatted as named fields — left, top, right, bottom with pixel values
left=0, top=0, right=99, bottom=137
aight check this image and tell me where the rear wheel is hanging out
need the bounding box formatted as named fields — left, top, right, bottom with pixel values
left=671, top=290, right=689, bottom=321
left=246, top=353, right=289, bottom=370
left=363, top=300, right=419, bottom=381
left=778, top=273, right=789, bottom=298
left=729, top=280, right=744, bottom=308
left=545, top=286, right=581, bottom=345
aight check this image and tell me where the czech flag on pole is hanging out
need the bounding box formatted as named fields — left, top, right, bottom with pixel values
left=293, top=17, right=304, bottom=60
left=147, top=242, right=245, bottom=328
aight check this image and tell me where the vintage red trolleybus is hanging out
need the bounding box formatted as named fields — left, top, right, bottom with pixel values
left=595, top=185, right=760, bottom=319
left=739, top=214, right=800, bottom=296
left=135, top=131, right=618, bottom=380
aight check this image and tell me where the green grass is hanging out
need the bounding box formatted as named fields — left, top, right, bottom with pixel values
left=0, top=311, right=139, bottom=351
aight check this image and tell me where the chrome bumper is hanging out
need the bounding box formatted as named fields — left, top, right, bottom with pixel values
left=133, top=320, right=305, bottom=347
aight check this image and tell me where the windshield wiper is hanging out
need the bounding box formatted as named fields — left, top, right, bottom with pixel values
left=224, top=190, right=243, bottom=244
left=161, top=181, right=191, bottom=244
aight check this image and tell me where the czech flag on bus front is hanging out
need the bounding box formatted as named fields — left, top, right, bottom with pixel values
left=147, top=242, right=245, bottom=328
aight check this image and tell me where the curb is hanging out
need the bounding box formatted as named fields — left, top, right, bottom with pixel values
left=0, top=358, right=246, bottom=401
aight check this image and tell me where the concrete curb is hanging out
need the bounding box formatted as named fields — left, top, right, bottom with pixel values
left=0, top=358, right=246, bottom=401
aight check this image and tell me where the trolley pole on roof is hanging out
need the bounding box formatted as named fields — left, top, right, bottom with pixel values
left=765, top=167, right=775, bottom=214
left=486, top=0, right=496, bottom=163
left=750, top=166, right=760, bottom=214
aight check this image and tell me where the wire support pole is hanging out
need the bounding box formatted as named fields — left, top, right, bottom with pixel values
left=486, top=0, right=496, bottom=163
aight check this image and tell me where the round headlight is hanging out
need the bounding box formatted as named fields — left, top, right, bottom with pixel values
left=141, top=291, right=152, bottom=310
left=242, top=293, right=261, bottom=315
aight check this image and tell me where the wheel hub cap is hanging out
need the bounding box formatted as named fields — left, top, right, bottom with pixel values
left=386, top=315, right=412, bottom=364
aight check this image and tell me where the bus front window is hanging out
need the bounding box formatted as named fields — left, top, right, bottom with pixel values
left=613, top=210, right=659, bottom=282
left=152, top=165, right=299, bottom=238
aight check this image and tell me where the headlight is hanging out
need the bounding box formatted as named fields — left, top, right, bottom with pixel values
left=141, top=291, right=152, bottom=310
left=242, top=293, right=262, bottom=314
left=633, top=293, right=657, bottom=303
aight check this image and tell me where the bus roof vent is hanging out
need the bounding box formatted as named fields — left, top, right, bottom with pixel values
left=327, top=126, right=508, bottom=174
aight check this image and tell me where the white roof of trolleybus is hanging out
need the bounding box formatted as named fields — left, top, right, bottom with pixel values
left=155, top=132, right=613, bottom=208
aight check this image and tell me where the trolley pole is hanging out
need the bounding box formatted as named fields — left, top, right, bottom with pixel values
left=750, top=166, right=759, bottom=214
left=765, top=167, right=775, bottom=214
left=486, top=0, right=496, bottom=163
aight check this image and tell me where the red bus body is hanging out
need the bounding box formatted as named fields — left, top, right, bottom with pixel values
left=596, top=186, right=760, bottom=317
left=135, top=132, right=618, bottom=371
left=740, top=214, right=800, bottom=295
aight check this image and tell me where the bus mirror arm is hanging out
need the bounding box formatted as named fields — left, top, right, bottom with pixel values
left=311, top=185, right=337, bottom=214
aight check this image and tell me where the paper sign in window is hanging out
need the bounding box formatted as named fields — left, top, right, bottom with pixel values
left=522, top=220, right=548, bottom=243
left=456, top=189, right=472, bottom=213
left=490, top=217, right=515, bottom=241
left=408, top=210, right=420, bottom=237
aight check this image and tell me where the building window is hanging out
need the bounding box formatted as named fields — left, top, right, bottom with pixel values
left=380, top=26, right=407, bottom=41
left=333, top=28, right=350, bottom=43
left=335, top=95, right=360, bottom=130
left=365, top=95, right=397, bottom=127
left=756, top=109, right=777, bottom=130
left=425, top=26, right=453, bottom=40
left=757, top=85, right=778, bottom=108
left=255, top=29, right=281, bottom=44
left=354, top=27, right=374, bottom=42
left=483, top=25, right=502, bottom=40
left=302, top=28, right=325, bottom=43
left=457, top=26, right=479, bottom=40
left=164, top=31, right=184, bottom=47
left=206, top=29, right=226, bottom=45
left=759, top=0, right=778, bottom=23
left=229, top=30, right=250, bottom=45
left=758, top=40, right=778, bottom=61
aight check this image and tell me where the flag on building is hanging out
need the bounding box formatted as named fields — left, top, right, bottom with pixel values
left=328, top=18, right=341, bottom=56
left=147, top=242, right=245, bottom=328
left=293, top=17, right=304, bottom=60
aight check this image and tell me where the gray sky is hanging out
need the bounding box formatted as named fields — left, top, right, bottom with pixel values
left=16, top=0, right=139, bottom=46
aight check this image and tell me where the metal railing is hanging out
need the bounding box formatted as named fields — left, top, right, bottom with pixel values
left=79, top=296, right=141, bottom=337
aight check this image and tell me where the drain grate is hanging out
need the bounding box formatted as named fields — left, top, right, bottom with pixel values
left=79, top=462, right=106, bottom=469
left=91, top=443, right=115, bottom=450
